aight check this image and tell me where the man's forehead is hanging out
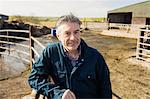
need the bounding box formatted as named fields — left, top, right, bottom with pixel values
left=58, top=22, right=80, bottom=31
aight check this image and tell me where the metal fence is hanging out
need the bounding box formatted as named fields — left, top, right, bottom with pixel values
left=136, top=29, right=150, bottom=63
left=0, top=26, right=45, bottom=68
left=108, top=23, right=150, bottom=31
left=0, top=27, right=123, bottom=99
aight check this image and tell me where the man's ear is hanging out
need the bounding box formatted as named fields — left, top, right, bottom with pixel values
left=56, top=33, right=60, bottom=40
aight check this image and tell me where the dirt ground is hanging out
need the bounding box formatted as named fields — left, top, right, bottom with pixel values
left=0, top=29, right=150, bottom=99
left=80, top=30, right=150, bottom=99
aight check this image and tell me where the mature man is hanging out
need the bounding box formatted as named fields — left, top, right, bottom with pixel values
left=28, top=14, right=112, bottom=99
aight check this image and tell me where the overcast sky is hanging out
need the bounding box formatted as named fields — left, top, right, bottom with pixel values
left=0, top=0, right=147, bottom=18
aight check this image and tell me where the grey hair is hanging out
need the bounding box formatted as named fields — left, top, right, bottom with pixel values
left=55, top=14, right=82, bottom=29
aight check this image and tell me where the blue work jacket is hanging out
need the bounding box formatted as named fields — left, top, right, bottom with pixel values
left=28, top=39, right=112, bottom=99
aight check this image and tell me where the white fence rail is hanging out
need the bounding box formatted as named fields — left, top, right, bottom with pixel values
left=108, top=23, right=150, bottom=31
left=0, top=27, right=45, bottom=67
left=136, top=29, right=150, bottom=63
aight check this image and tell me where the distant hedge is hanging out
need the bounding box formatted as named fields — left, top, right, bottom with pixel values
left=9, top=16, right=107, bottom=25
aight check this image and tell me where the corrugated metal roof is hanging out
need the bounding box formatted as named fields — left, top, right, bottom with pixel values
left=108, top=0, right=150, bottom=17
left=0, top=14, right=9, bottom=20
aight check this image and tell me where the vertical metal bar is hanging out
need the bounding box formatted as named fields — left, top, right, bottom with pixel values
left=29, top=26, right=33, bottom=69
left=7, top=31, right=10, bottom=54
left=139, top=30, right=144, bottom=58
left=136, top=31, right=140, bottom=59
left=31, top=29, right=34, bottom=60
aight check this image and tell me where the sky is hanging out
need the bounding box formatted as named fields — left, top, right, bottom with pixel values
left=0, top=0, right=147, bottom=18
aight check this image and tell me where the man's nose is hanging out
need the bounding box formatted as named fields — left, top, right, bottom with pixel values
left=70, top=34, right=75, bottom=40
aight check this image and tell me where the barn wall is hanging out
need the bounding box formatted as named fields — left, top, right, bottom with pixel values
left=132, top=17, right=146, bottom=24
left=108, top=12, right=132, bottom=24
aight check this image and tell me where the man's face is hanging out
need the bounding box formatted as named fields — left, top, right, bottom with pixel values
left=57, top=22, right=81, bottom=52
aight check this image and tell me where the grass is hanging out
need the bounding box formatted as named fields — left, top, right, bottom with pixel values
left=9, top=16, right=107, bottom=27
left=80, top=17, right=107, bottom=22
left=9, top=16, right=58, bottom=27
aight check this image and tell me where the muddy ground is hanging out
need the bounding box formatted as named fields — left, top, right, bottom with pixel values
left=0, top=29, right=150, bottom=99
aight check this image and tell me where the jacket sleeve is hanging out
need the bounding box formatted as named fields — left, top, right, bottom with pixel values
left=97, top=53, right=112, bottom=98
left=28, top=46, right=65, bottom=99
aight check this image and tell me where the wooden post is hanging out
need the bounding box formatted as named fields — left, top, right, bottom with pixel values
left=29, top=26, right=34, bottom=68
left=107, top=18, right=110, bottom=30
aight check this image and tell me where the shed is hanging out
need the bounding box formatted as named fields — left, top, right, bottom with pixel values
left=107, top=1, right=150, bottom=25
left=0, top=14, right=9, bottom=21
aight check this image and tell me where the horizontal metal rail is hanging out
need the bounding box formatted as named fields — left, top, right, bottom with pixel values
left=0, top=29, right=30, bottom=33
left=138, top=36, right=150, bottom=39
left=138, top=53, right=150, bottom=58
left=140, top=29, right=150, bottom=32
left=109, top=23, right=150, bottom=28
left=0, top=29, right=30, bottom=64
left=0, top=40, right=30, bottom=48
left=138, top=42, right=150, bottom=47
left=0, top=52, right=30, bottom=63
left=0, top=29, right=45, bottom=67
left=0, top=35, right=29, bottom=41
left=137, top=48, right=150, bottom=53
left=0, top=46, right=30, bottom=56
left=31, top=36, right=45, bottom=49
left=137, top=56, right=150, bottom=62
left=137, top=46, right=150, bottom=55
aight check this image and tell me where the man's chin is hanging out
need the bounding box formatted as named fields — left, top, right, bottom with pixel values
left=68, top=47, right=78, bottom=51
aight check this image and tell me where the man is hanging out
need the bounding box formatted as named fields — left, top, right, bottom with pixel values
left=28, top=14, right=112, bottom=99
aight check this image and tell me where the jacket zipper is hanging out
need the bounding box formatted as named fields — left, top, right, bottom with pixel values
left=65, top=58, right=84, bottom=89
left=69, top=66, right=78, bottom=89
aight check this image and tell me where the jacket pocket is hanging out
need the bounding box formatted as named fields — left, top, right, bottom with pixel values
left=57, top=71, right=67, bottom=88
left=57, top=71, right=66, bottom=79
left=77, top=72, right=96, bottom=81
left=57, top=71, right=66, bottom=84
left=75, top=72, right=98, bottom=96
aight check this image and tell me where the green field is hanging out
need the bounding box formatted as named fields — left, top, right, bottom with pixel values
left=9, top=16, right=107, bottom=25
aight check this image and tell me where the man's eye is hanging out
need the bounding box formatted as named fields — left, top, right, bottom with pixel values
left=64, top=32, right=70, bottom=35
left=74, top=31, right=79, bottom=34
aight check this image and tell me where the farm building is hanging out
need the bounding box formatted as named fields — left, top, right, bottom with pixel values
left=107, top=0, right=150, bottom=25
left=0, top=14, right=9, bottom=29
left=0, top=14, right=9, bottom=21
left=106, top=1, right=150, bottom=63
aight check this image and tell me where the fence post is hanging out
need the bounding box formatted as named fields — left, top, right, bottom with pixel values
left=29, top=26, right=34, bottom=68
left=6, top=31, right=10, bottom=54
left=139, top=30, right=144, bottom=58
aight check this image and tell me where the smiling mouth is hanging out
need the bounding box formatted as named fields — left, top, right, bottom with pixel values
left=68, top=43, right=74, bottom=46
left=67, top=41, right=79, bottom=46
left=68, top=41, right=75, bottom=44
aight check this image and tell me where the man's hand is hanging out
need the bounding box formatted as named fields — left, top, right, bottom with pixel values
left=62, top=89, right=76, bottom=99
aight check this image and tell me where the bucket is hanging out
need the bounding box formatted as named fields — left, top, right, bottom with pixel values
left=51, top=28, right=56, bottom=37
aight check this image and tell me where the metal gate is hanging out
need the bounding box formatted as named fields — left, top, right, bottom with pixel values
left=136, top=29, right=150, bottom=63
